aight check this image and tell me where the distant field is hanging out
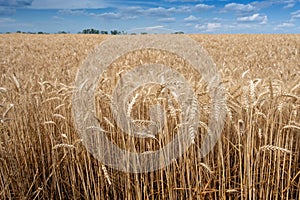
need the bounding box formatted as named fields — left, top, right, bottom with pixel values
left=0, top=34, right=299, bottom=199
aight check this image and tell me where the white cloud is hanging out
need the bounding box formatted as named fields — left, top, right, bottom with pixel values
left=0, top=17, right=16, bottom=23
left=0, top=7, right=16, bottom=15
left=184, top=22, right=194, bottom=27
left=128, top=25, right=176, bottom=34
left=0, top=1, right=33, bottom=15
left=30, top=0, right=107, bottom=9
left=146, top=7, right=176, bottom=16
left=144, top=6, right=190, bottom=16
left=95, top=12, right=121, bottom=19
left=194, top=22, right=266, bottom=33
left=184, top=15, right=200, bottom=22
left=222, top=0, right=298, bottom=12
left=212, top=17, right=223, bottom=22
left=237, top=13, right=268, bottom=24
left=0, top=0, right=33, bottom=7
left=195, top=4, right=215, bottom=10
left=58, top=9, right=124, bottom=20
left=121, top=6, right=191, bottom=18
left=157, top=17, right=176, bottom=23
left=195, top=23, right=221, bottom=32
left=178, top=6, right=192, bottom=13
left=58, top=9, right=87, bottom=16
left=251, top=0, right=300, bottom=10
left=260, top=15, right=268, bottom=24
left=223, top=3, right=256, bottom=13
left=165, top=0, right=205, bottom=2
left=280, top=0, right=298, bottom=8
left=121, top=6, right=190, bottom=18
left=206, top=23, right=221, bottom=31
left=121, top=6, right=143, bottom=15
left=284, top=3, right=295, bottom=8
left=276, top=22, right=295, bottom=28
left=0, top=17, right=34, bottom=30
left=58, top=5, right=191, bottom=20
left=52, top=15, right=64, bottom=20
left=145, top=25, right=165, bottom=31
left=291, top=10, right=300, bottom=19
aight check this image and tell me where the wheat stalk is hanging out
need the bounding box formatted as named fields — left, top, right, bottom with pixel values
left=199, top=162, right=213, bottom=174
left=42, top=121, right=56, bottom=125
left=52, top=114, right=66, bottom=120
left=42, top=97, right=62, bottom=104
left=2, top=104, right=14, bottom=118
left=54, top=104, right=65, bottom=111
left=260, top=145, right=292, bottom=154
left=101, top=164, right=112, bottom=185
left=11, top=73, right=20, bottom=92
left=103, top=117, right=115, bottom=128
left=281, top=125, right=300, bottom=132
left=52, top=143, right=75, bottom=150
left=0, top=87, right=7, bottom=93
left=127, top=93, right=139, bottom=118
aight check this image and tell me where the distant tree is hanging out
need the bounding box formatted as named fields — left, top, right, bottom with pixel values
left=174, top=31, right=184, bottom=34
left=110, top=30, right=119, bottom=35
left=91, top=28, right=99, bottom=34
left=82, top=28, right=100, bottom=34
left=16, top=30, right=21, bottom=33
left=141, top=32, right=147, bottom=35
left=100, top=31, right=108, bottom=34
left=58, top=31, right=68, bottom=34
left=130, top=33, right=137, bottom=35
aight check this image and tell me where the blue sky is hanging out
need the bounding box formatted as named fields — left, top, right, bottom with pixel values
left=0, top=0, right=300, bottom=33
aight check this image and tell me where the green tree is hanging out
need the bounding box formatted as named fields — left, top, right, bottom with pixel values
left=101, top=31, right=108, bottom=34
left=110, top=30, right=121, bottom=35
left=82, top=29, right=100, bottom=34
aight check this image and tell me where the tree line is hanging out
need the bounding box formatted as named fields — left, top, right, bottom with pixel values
left=79, top=29, right=127, bottom=35
left=3, top=29, right=184, bottom=35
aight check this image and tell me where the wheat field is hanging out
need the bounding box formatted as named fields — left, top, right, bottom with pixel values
left=0, top=34, right=299, bottom=199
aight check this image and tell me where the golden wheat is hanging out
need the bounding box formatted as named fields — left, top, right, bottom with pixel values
left=0, top=33, right=299, bottom=199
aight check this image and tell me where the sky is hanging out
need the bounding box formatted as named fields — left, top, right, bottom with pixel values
left=0, top=0, right=300, bottom=34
